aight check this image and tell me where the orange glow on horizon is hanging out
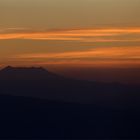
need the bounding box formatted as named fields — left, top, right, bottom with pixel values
left=8, top=46, right=139, bottom=68
left=16, top=46, right=140, bottom=60
left=0, top=27, right=140, bottom=69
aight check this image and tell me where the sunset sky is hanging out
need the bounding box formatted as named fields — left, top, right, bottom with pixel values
left=0, top=0, right=140, bottom=70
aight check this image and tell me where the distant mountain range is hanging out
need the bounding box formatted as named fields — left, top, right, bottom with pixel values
left=0, top=66, right=140, bottom=139
left=0, top=66, right=139, bottom=103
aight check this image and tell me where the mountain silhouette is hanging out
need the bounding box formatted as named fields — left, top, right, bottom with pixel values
left=0, top=66, right=140, bottom=139
left=0, top=66, right=60, bottom=80
left=0, top=66, right=139, bottom=102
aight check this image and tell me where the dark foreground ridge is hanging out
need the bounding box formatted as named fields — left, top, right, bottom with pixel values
left=0, top=66, right=140, bottom=139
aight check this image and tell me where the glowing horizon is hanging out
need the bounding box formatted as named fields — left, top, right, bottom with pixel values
left=0, top=0, right=140, bottom=70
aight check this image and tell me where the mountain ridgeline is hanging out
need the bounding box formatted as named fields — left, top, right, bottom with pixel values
left=0, top=66, right=139, bottom=103
left=0, top=66, right=140, bottom=139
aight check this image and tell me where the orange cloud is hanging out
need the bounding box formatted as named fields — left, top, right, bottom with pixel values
left=0, top=27, right=140, bottom=42
left=4, top=46, right=139, bottom=68
left=35, top=60, right=140, bottom=69
left=17, top=46, right=140, bottom=60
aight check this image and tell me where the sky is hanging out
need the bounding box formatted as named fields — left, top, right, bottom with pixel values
left=0, top=0, right=140, bottom=73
